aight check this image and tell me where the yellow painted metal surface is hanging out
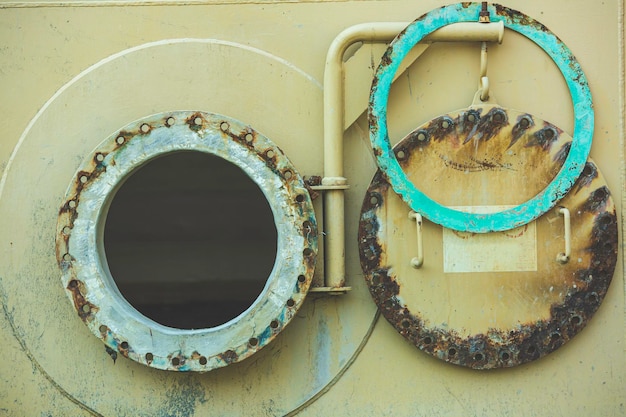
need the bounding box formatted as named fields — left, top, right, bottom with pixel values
left=0, top=1, right=624, bottom=416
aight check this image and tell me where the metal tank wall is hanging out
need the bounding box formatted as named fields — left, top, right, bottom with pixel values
left=0, top=1, right=624, bottom=416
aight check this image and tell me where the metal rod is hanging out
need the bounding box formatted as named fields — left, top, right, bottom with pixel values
left=409, top=211, right=424, bottom=268
left=556, top=207, right=571, bottom=264
left=323, top=21, right=504, bottom=288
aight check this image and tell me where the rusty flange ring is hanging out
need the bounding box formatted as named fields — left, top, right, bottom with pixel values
left=55, top=111, right=317, bottom=372
left=369, top=3, right=593, bottom=232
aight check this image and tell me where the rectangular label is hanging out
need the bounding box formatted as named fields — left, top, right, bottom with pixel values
left=443, top=206, right=537, bottom=273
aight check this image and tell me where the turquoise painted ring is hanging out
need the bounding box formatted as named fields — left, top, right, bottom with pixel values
left=368, top=3, right=593, bottom=232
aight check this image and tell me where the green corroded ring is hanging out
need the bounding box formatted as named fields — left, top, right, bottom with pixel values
left=368, top=3, right=593, bottom=232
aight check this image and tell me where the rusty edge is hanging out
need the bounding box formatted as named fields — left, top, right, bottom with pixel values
left=55, top=111, right=318, bottom=372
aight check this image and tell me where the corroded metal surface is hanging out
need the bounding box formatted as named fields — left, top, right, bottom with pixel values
left=359, top=159, right=617, bottom=369
left=368, top=2, right=594, bottom=232
left=390, top=105, right=572, bottom=207
left=56, top=111, right=318, bottom=372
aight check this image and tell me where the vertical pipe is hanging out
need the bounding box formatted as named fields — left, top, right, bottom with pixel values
left=323, top=22, right=504, bottom=288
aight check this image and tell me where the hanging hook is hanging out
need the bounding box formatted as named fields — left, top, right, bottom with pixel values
left=479, top=41, right=489, bottom=101
left=479, top=2, right=491, bottom=23
left=478, top=2, right=490, bottom=101
left=409, top=211, right=424, bottom=268
left=556, top=207, right=571, bottom=264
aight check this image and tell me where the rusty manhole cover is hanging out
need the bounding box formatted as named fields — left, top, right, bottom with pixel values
left=358, top=109, right=617, bottom=369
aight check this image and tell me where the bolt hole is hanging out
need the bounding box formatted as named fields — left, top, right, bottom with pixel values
left=79, top=175, right=88, bottom=184
left=417, top=131, right=427, bottom=141
left=474, top=353, right=484, bottom=361
left=81, top=304, right=91, bottom=313
left=68, top=200, right=77, bottom=209
left=140, top=124, right=150, bottom=133
left=99, top=325, right=107, bottom=333
left=63, top=253, right=72, bottom=262
left=600, top=215, right=612, bottom=225
left=68, top=280, right=78, bottom=288
left=371, top=274, right=381, bottom=286
left=220, top=122, right=229, bottom=132
left=146, top=353, right=153, bottom=362
left=116, top=136, right=125, bottom=145
left=401, top=320, right=411, bottom=329
left=171, top=357, right=180, bottom=366
left=467, top=113, right=477, bottom=123
left=603, top=242, right=613, bottom=251
left=249, top=337, right=259, bottom=347
left=303, top=248, right=313, bottom=257
left=500, top=351, right=511, bottom=361
left=297, top=274, right=306, bottom=283
left=544, top=128, right=556, bottom=140
left=287, top=298, right=295, bottom=307
left=396, top=149, right=406, bottom=160
left=448, top=348, right=457, bottom=357
left=422, top=336, right=432, bottom=345
left=166, top=117, right=175, bottom=126
left=283, top=170, right=293, bottom=180
left=245, top=133, right=253, bottom=143
left=295, top=194, right=305, bottom=203
left=526, top=345, right=536, bottom=355
left=303, top=220, right=312, bottom=233
left=551, top=332, right=561, bottom=341
left=493, top=111, right=505, bottom=123
left=265, top=149, right=275, bottom=159
left=582, top=165, right=592, bottom=177
left=586, top=292, right=599, bottom=303
left=62, top=226, right=71, bottom=235
left=270, top=320, right=279, bottom=329
left=441, top=119, right=451, bottom=129
left=570, top=315, right=582, bottom=325
left=199, top=356, right=207, bottom=365
left=193, top=117, right=202, bottom=126
left=120, top=341, right=129, bottom=350
left=96, top=153, right=105, bottom=162
left=519, top=117, right=531, bottom=129
left=369, top=194, right=380, bottom=206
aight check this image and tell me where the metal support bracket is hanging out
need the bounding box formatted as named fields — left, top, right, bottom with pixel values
left=556, top=207, right=571, bottom=264
left=409, top=211, right=424, bottom=268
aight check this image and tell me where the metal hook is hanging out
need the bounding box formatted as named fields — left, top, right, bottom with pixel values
left=409, top=211, right=424, bottom=268
left=479, top=42, right=489, bottom=101
left=556, top=207, right=571, bottom=264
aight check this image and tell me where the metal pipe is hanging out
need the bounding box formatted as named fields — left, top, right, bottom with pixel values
left=323, top=21, right=504, bottom=288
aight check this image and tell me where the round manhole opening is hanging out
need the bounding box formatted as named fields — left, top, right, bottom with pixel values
left=104, top=151, right=278, bottom=329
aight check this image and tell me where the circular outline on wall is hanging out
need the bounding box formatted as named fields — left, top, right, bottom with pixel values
left=56, top=110, right=318, bottom=372
left=368, top=3, right=594, bottom=232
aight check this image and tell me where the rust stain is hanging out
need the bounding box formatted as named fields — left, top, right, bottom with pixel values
left=509, top=114, right=534, bottom=148
left=219, top=350, right=238, bottom=365
left=118, top=341, right=130, bottom=358
left=303, top=175, right=322, bottom=200
left=494, top=5, right=551, bottom=33
left=66, top=279, right=98, bottom=322
left=358, top=160, right=617, bottom=369
left=390, top=106, right=572, bottom=207
left=55, top=110, right=317, bottom=372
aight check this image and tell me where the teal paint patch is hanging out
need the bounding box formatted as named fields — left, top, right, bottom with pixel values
left=368, top=2, right=593, bottom=232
